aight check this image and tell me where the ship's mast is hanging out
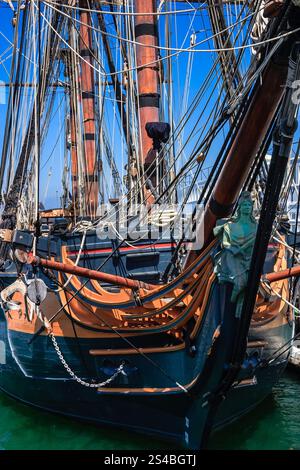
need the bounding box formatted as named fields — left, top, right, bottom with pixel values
left=63, top=44, right=79, bottom=210
left=69, top=67, right=79, bottom=209
left=134, top=0, right=160, bottom=202
left=185, top=57, right=288, bottom=267
left=79, top=0, right=99, bottom=217
left=184, top=0, right=297, bottom=267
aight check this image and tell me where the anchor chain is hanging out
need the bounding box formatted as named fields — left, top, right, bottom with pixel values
left=49, top=331, right=125, bottom=388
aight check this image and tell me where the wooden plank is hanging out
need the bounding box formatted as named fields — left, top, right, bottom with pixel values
left=89, top=343, right=185, bottom=355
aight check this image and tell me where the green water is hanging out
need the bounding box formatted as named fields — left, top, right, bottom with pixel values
left=0, top=369, right=299, bottom=450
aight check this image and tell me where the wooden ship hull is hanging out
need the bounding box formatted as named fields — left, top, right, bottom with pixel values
left=0, top=0, right=299, bottom=451
left=0, top=323, right=292, bottom=446
left=0, top=230, right=293, bottom=448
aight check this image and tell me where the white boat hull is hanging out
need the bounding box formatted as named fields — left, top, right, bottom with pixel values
left=289, top=341, right=300, bottom=368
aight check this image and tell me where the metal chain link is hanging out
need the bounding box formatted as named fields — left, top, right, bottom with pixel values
left=49, top=332, right=125, bottom=388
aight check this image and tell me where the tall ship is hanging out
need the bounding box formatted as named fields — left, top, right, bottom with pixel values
left=0, top=0, right=300, bottom=449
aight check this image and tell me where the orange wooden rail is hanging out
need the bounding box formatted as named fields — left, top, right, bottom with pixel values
left=28, top=255, right=156, bottom=291
left=264, top=265, right=300, bottom=283
left=25, top=253, right=300, bottom=291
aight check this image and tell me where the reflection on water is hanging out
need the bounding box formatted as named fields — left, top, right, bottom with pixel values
left=0, top=369, right=299, bottom=450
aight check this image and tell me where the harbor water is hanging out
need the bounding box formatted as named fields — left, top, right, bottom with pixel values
left=0, top=368, right=299, bottom=450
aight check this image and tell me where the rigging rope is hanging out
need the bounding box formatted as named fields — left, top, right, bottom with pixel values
left=37, top=3, right=300, bottom=78
left=41, top=267, right=190, bottom=394
left=44, top=1, right=259, bottom=54
left=42, top=1, right=243, bottom=16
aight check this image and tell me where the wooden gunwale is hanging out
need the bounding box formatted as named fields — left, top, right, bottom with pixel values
left=89, top=343, right=185, bottom=356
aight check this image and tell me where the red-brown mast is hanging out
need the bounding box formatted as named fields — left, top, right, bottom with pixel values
left=65, top=47, right=79, bottom=206
left=204, top=62, right=287, bottom=238
left=135, top=0, right=160, bottom=200
left=185, top=59, right=288, bottom=266
left=70, top=96, right=78, bottom=204
left=79, top=0, right=98, bottom=217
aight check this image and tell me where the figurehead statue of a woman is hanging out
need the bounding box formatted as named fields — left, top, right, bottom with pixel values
left=213, top=191, right=257, bottom=317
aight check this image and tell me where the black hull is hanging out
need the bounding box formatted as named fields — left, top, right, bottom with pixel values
left=0, top=311, right=292, bottom=448
left=0, top=356, right=287, bottom=438
left=0, top=232, right=293, bottom=448
left=215, top=319, right=293, bottom=429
